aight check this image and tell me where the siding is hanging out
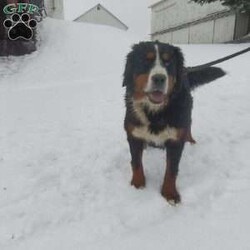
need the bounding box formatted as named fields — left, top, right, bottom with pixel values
left=189, top=21, right=214, bottom=43
left=172, top=28, right=189, bottom=43
left=150, top=0, right=245, bottom=44
left=53, top=0, right=64, bottom=19
left=44, top=0, right=54, bottom=17
left=44, top=0, right=64, bottom=19
left=234, top=13, right=250, bottom=40
left=213, top=15, right=235, bottom=42
left=151, top=0, right=227, bottom=35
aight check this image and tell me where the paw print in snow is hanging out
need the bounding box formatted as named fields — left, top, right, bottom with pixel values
left=3, top=13, right=37, bottom=40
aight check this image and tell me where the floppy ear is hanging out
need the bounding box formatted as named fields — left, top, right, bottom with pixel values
left=173, top=46, right=185, bottom=92
left=122, top=51, right=134, bottom=87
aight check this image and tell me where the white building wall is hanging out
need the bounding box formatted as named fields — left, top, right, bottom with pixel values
left=213, top=15, right=235, bottom=42
left=172, top=28, right=189, bottom=44
left=53, top=0, right=64, bottom=19
left=153, top=16, right=235, bottom=44
left=189, top=20, right=214, bottom=43
left=160, top=32, right=172, bottom=43
left=75, top=5, right=128, bottom=31
left=151, top=0, right=228, bottom=34
left=151, top=0, right=237, bottom=43
left=44, top=0, right=64, bottom=19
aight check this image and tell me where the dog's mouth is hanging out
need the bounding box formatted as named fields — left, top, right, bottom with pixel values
left=147, top=91, right=165, bottom=104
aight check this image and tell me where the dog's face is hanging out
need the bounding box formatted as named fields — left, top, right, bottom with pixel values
left=123, top=41, right=184, bottom=110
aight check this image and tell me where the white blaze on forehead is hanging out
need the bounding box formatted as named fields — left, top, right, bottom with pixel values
left=152, top=44, right=168, bottom=75
left=154, top=44, right=163, bottom=70
left=145, top=44, right=168, bottom=93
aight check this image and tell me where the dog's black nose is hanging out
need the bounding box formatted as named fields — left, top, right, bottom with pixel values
left=152, top=74, right=166, bottom=87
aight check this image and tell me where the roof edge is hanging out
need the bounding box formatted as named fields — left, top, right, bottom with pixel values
left=150, top=10, right=233, bottom=36
left=149, top=0, right=167, bottom=9
left=74, top=3, right=128, bottom=30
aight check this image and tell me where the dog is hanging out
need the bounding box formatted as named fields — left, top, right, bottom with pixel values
left=123, top=41, right=225, bottom=205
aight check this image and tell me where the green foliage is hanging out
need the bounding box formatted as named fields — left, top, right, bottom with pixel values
left=190, top=0, right=250, bottom=13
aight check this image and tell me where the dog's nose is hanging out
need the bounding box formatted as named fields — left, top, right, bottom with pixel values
left=152, top=74, right=166, bottom=87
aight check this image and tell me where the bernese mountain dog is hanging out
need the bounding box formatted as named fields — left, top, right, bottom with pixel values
left=123, top=41, right=225, bottom=205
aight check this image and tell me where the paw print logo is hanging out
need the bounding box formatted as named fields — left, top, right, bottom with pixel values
left=3, top=13, right=37, bottom=40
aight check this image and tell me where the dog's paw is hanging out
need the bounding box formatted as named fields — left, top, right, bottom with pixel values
left=3, top=13, right=37, bottom=40
left=131, top=173, right=145, bottom=189
left=131, top=167, right=146, bottom=189
left=131, top=177, right=145, bottom=189
left=161, top=188, right=181, bottom=205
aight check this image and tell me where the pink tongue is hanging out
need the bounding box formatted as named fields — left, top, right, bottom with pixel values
left=149, top=91, right=164, bottom=104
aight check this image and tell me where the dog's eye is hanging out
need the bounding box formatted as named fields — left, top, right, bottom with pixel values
left=164, top=61, right=170, bottom=67
left=146, top=52, right=155, bottom=62
left=162, top=53, right=170, bottom=60
left=163, top=60, right=171, bottom=67
left=162, top=53, right=171, bottom=66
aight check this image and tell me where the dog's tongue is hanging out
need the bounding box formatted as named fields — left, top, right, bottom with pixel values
left=149, top=91, right=164, bottom=104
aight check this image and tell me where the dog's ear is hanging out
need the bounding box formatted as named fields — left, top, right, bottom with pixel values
left=173, top=46, right=185, bottom=92
left=122, top=50, right=134, bottom=87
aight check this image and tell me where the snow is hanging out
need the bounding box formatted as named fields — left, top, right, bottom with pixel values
left=1, top=18, right=250, bottom=250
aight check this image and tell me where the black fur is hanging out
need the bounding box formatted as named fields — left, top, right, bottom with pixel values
left=127, top=136, right=144, bottom=169
left=166, top=140, right=185, bottom=176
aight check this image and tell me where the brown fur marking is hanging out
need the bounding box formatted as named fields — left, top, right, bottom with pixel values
left=125, top=123, right=135, bottom=136
left=133, top=74, right=149, bottom=100
left=177, top=128, right=196, bottom=144
left=146, top=52, right=156, bottom=61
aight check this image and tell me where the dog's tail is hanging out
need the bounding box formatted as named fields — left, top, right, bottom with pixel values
left=186, top=47, right=250, bottom=90
left=187, top=66, right=226, bottom=90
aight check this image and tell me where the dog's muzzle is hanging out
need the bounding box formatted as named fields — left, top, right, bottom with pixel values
left=146, top=73, right=167, bottom=104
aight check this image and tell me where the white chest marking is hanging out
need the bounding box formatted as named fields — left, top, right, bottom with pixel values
left=132, top=126, right=178, bottom=146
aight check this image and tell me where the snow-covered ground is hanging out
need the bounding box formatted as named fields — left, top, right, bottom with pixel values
left=0, top=19, right=250, bottom=250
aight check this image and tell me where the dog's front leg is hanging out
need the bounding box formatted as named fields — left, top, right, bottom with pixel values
left=127, top=136, right=145, bottom=188
left=162, top=141, right=184, bottom=204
